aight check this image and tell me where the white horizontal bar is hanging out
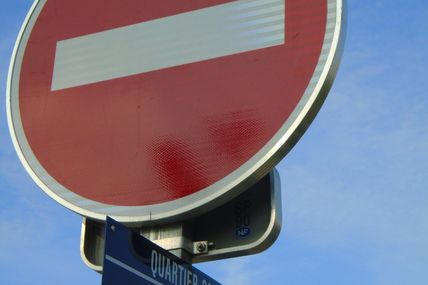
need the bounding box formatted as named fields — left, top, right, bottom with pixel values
left=51, top=0, right=285, bottom=91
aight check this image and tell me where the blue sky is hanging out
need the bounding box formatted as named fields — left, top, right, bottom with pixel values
left=1, top=1, right=428, bottom=284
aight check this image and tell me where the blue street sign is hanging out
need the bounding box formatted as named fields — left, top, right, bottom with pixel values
left=102, top=217, right=221, bottom=285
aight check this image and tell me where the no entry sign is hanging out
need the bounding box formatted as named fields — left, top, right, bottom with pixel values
left=7, top=0, right=345, bottom=223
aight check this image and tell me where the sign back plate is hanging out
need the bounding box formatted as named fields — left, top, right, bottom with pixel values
left=81, top=169, right=281, bottom=270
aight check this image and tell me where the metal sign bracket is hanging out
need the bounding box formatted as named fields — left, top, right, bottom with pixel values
left=80, top=169, right=282, bottom=272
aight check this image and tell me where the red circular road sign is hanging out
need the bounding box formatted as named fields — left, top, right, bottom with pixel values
left=8, top=0, right=345, bottom=224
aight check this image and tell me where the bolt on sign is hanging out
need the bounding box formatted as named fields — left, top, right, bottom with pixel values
left=7, top=0, right=345, bottom=224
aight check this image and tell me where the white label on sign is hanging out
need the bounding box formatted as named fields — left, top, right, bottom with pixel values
left=51, top=0, right=285, bottom=91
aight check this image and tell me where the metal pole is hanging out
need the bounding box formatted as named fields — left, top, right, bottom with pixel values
left=140, top=222, right=194, bottom=263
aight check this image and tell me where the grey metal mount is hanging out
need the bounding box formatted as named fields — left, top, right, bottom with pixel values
left=144, top=237, right=211, bottom=255
left=139, top=223, right=211, bottom=263
left=80, top=168, right=282, bottom=273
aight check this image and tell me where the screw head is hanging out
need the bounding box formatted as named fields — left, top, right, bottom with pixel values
left=110, top=225, right=116, bottom=232
left=197, top=242, right=207, bottom=252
